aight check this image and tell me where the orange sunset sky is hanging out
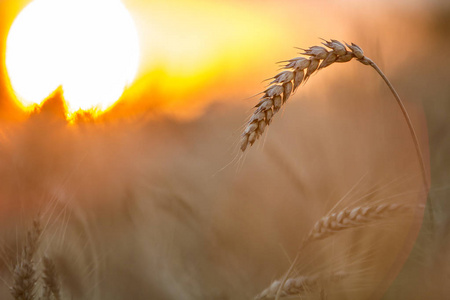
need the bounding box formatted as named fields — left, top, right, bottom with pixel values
left=0, top=0, right=445, bottom=121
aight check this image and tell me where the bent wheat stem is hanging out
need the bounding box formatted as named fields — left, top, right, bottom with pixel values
left=366, top=59, right=429, bottom=192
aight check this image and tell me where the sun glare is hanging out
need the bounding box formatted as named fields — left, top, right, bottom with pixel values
left=6, top=0, right=140, bottom=115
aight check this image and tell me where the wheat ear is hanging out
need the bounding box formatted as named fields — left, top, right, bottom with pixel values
left=240, top=39, right=429, bottom=193
left=273, top=203, right=409, bottom=300
left=305, top=203, right=408, bottom=241
left=10, top=219, right=42, bottom=300
left=42, top=256, right=61, bottom=300
left=255, top=272, right=346, bottom=300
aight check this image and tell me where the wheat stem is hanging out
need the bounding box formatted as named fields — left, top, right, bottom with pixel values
left=366, top=59, right=429, bottom=193
left=274, top=243, right=304, bottom=300
left=366, top=58, right=433, bottom=229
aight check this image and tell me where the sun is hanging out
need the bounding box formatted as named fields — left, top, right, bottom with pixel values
left=5, top=0, right=140, bottom=115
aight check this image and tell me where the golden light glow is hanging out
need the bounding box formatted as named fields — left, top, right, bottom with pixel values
left=115, top=0, right=288, bottom=119
left=6, top=0, right=140, bottom=115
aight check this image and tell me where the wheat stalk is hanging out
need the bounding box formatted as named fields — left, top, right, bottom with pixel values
left=255, top=272, right=346, bottom=300
left=10, top=219, right=42, bottom=300
left=240, top=39, right=429, bottom=194
left=10, top=259, right=38, bottom=300
left=306, top=203, right=408, bottom=241
left=42, top=256, right=62, bottom=300
left=271, top=203, right=410, bottom=300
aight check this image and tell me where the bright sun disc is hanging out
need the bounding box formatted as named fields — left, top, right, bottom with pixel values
left=6, top=0, right=140, bottom=115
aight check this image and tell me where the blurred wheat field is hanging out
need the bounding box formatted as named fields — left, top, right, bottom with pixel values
left=0, top=1, right=449, bottom=300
